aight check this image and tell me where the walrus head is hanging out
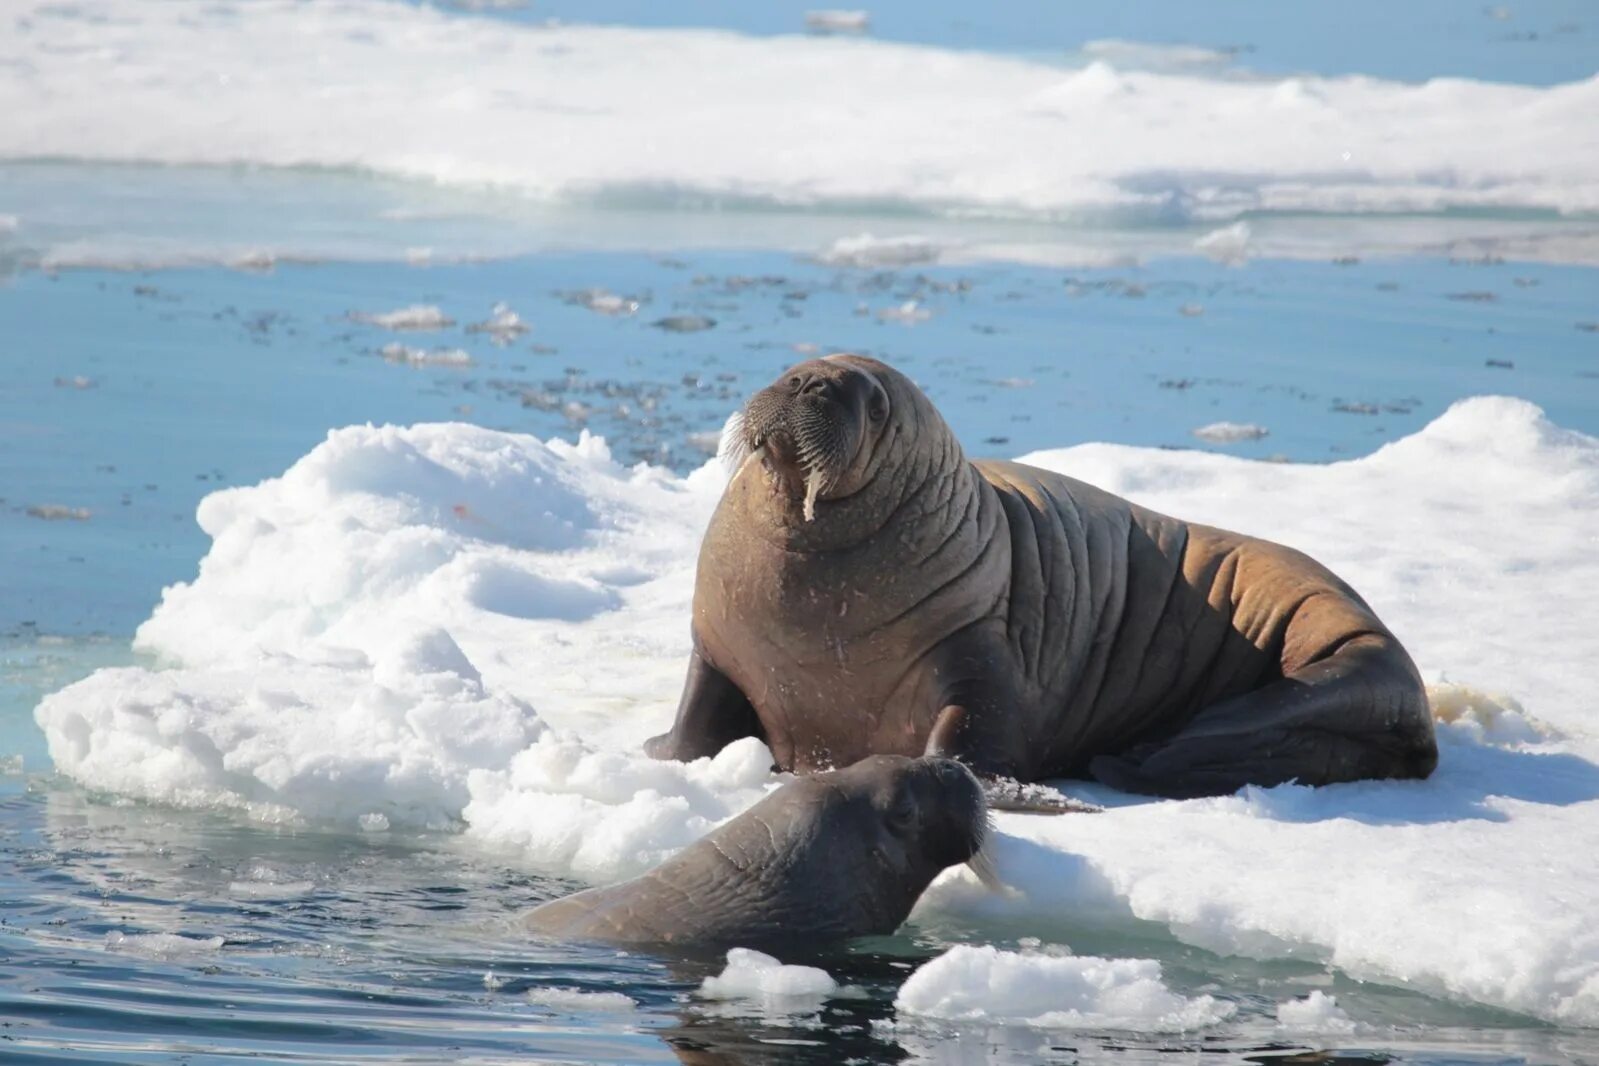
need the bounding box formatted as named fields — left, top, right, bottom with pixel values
left=725, top=354, right=949, bottom=523
left=523, top=752, right=995, bottom=951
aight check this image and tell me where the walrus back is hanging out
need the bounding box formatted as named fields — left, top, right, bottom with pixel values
left=973, top=459, right=1411, bottom=773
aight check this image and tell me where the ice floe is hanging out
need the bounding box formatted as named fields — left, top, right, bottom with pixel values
left=893, top=945, right=1234, bottom=1032
left=2, top=0, right=1595, bottom=225
left=34, top=395, right=1599, bottom=1024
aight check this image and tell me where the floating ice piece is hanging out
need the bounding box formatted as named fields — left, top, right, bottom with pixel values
left=877, top=300, right=932, bottom=325
left=1195, top=222, right=1252, bottom=264
left=26, top=504, right=91, bottom=521
left=804, top=9, right=870, bottom=34
left=1191, top=421, right=1269, bottom=444
left=380, top=342, right=474, bottom=367
left=351, top=305, right=455, bottom=331
left=651, top=315, right=716, bottom=333
left=894, top=945, right=1235, bottom=1032
left=467, top=303, right=531, bottom=345
left=526, top=986, right=637, bottom=1012
left=104, top=931, right=225, bottom=959
left=1276, top=991, right=1358, bottom=1034
left=562, top=289, right=640, bottom=316
left=819, top=234, right=943, bottom=268
left=699, top=948, right=847, bottom=1015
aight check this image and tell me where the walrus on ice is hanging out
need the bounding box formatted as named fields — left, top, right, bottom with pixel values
left=524, top=751, right=992, bottom=949
left=645, top=355, right=1438, bottom=798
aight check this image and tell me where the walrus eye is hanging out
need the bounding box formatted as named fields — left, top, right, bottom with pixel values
left=868, top=391, right=888, bottom=423
left=885, top=794, right=917, bottom=836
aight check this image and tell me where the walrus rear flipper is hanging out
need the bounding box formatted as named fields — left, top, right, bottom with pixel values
left=1088, top=634, right=1438, bottom=800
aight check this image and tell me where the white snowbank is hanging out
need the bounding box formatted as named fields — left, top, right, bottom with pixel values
left=2, top=0, right=1595, bottom=222
left=894, top=945, right=1233, bottom=1031
left=699, top=948, right=844, bottom=1010
left=1276, top=991, right=1358, bottom=1035
left=34, top=396, right=1599, bottom=1024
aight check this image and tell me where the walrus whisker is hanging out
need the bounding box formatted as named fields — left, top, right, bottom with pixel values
left=719, top=411, right=753, bottom=472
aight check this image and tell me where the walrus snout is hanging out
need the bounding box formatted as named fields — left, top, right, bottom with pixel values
left=735, top=358, right=881, bottom=521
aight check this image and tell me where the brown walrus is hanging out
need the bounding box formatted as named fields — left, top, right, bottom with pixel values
left=524, top=752, right=992, bottom=950
left=645, top=355, right=1438, bottom=799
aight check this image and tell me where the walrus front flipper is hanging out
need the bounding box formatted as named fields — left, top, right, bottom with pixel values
left=644, top=649, right=764, bottom=762
left=984, top=779, right=1105, bottom=815
left=927, top=705, right=1101, bottom=815
left=1089, top=634, right=1438, bottom=799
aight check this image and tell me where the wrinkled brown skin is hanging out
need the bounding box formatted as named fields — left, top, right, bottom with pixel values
left=523, top=755, right=986, bottom=950
left=646, top=354, right=1438, bottom=799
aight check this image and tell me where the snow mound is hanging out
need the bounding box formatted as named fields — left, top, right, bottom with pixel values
left=894, top=945, right=1234, bottom=1032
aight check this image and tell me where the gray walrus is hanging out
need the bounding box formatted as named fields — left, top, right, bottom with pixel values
left=524, top=752, right=992, bottom=949
left=644, top=354, right=1438, bottom=798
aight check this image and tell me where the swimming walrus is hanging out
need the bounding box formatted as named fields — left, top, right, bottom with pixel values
left=644, top=355, right=1438, bottom=799
left=524, top=752, right=992, bottom=950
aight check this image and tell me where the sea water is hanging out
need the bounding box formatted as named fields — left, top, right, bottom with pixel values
left=3, top=0, right=1598, bottom=1062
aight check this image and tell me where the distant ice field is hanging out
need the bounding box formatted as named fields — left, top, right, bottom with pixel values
left=1, top=0, right=1597, bottom=272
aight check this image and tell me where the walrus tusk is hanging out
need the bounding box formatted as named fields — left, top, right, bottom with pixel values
left=802, top=467, right=824, bottom=522
left=966, top=840, right=1007, bottom=892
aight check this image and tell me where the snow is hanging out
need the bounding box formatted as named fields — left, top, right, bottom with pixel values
left=894, top=945, right=1234, bottom=1032
left=34, top=395, right=1599, bottom=1025
left=2, top=0, right=1595, bottom=224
